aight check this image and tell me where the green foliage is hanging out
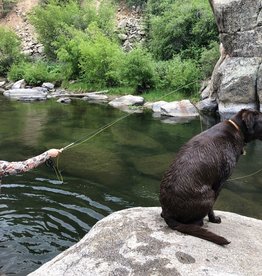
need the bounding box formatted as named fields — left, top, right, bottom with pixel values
left=29, top=0, right=116, bottom=57
left=3, top=0, right=218, bottom=100
left=199, top=41, right=220, bottom=79
left=78, top=24, right=124, bottom=87
left=8, top=60, right=63, bottom=85
left=147, top=0, right=218, bottom=61
left=154, top=56, right=201, bottom=95
left=147, top=0, right=175, bottom=16
left=120, top=47, right=156, bottom=93
left=0, top=26, right=21, bottom=76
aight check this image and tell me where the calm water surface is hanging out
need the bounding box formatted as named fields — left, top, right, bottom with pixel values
left=0, top=96, right=261, bottom=275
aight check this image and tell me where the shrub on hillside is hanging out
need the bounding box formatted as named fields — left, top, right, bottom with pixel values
left=0, top=26, right=21, bottom=76
left=29, top=0, right=116, bottom=57
left=155, top=56, right=201, bottom=95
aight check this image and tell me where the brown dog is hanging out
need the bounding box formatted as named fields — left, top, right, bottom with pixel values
left=160, top=109, right=262, bottom=245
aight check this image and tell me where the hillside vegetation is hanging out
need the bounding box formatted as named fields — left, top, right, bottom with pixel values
left=0, top=0, right=219, bottom=101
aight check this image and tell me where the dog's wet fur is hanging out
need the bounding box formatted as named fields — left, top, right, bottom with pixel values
left=160, top=109, right=262, bottom=245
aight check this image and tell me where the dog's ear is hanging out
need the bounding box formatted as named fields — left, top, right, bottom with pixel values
left=242, top=111, right=255, bottom=134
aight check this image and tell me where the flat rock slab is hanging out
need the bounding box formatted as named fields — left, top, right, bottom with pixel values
left=3, top=88, right=47, bottom=101
left=29, top=207, right=262, bottom=276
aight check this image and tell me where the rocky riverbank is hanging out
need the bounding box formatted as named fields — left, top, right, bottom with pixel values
left=0, top=78, right=220, bottom=124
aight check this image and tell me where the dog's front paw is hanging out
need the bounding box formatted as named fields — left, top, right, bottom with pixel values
left=209, top=216, right=221, bottom=224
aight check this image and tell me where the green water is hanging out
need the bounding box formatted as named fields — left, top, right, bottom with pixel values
left=0, top=96, right=261, bottom=275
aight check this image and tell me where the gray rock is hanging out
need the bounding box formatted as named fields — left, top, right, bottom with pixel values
left=123, top=40, right=133, bottom=52
left=209, top=0, right=262, bottom=115
left=196, top=98, right=218, bottom=114
left=200, top=81, right=211, bottom=100
left=219, top=103, right=257, bottom=119
left=3, top=88, right=47, bottom=101
left=118, top=19, right=128, bottom=29
left=152, top=101, right=168, bottom=113
left=160, top=100, right=199, bottom=117
left=109, top=95, right=144, bottom=108
left=0, top=81, right=6, bottom=87
left=42, top=82, right=55, bottom=90
left=82, top=93, right=108, bottom=103
left=29, top=207, right=262, bottom=276
left=216, top=57, right=261, bottom=113
left=118, top=33, right=128, bottom=41
left=211, top=0, right=262, bottom=57
left=11, top=79, right=26, bottom=89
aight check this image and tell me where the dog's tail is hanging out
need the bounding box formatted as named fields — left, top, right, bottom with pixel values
left=164, top=217, right=230, bottom=246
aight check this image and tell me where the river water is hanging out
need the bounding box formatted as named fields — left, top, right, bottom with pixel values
left=0, top=96, right=261, bottom=275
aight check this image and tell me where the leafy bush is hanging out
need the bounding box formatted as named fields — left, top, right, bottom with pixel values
left=0, top=26, right=21, bottom=76
left=120, top=47, right=156, bottom=93
left=8, top=60, right=63, bottom=85
left=155, top=56, right=201, bottom=95
left=147, top=0, right=218, bottom=61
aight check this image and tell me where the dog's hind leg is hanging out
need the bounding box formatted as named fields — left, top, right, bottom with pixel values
left=208, top=209, right=221, bottom=223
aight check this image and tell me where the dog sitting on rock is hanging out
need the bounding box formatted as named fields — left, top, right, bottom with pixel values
left=160, top=109, right=262, bottom=245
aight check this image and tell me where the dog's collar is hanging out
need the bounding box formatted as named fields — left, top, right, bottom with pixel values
left=228, top=119, right=241, bottom=132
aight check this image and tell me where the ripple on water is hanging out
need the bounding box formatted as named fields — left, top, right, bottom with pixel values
left=0, top=180, right=112, bottom=275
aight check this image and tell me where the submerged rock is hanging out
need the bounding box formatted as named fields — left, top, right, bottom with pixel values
left=29, top=207, right=262, bottom=276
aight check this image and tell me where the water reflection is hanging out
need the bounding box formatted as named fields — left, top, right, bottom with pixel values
left=0, top=96, right=261, bottom=275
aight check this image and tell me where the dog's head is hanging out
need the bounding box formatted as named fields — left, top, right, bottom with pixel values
left=235, top=109, right=262, bottom=142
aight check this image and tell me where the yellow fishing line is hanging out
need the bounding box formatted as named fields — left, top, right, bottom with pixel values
left=229, top=168, right=262, bottom=181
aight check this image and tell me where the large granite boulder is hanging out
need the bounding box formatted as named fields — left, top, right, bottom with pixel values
left=208, top=0, right=262, bottom=115
left=29, top=207, right=262, bottom=276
